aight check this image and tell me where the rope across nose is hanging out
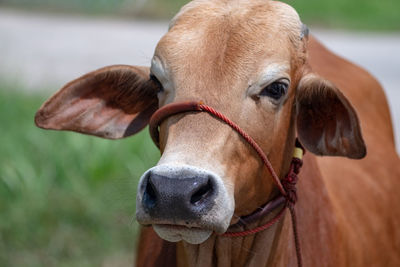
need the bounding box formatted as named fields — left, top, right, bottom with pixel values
left=149, top=101, right=202, bottom=148
left=149, top=101, right=304, bottom=267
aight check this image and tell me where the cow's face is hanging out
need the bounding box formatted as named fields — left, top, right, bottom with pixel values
left=35, top=0, right=365, bottom=245
left=136, top=1, right=307, bottom=243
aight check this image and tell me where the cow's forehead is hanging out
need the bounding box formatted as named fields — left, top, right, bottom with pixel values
left=169, top=0, right=302, bottom=30
left=153, top=0, right=305, bottom=92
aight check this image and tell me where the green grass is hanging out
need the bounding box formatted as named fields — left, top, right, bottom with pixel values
left=290, top=0, right=400, bottom=31
left=0, top=84, right=160, bottom=266
left=1, top=0, right=400, bottom=31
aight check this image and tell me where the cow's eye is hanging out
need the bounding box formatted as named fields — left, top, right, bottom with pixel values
left=259, top=81, right=288, bottom=100
left=150, top=74, right=164, bottom=93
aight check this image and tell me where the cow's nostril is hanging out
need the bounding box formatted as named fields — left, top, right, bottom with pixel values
left=190, top=178, right=214, bottom=205
left=142, top=177, right=157, bottom=211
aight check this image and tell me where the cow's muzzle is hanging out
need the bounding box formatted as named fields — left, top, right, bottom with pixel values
left=136, top=164, right=234, bottom=244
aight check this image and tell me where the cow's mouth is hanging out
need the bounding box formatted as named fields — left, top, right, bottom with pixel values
left=153, top=224, right=213, bottom=244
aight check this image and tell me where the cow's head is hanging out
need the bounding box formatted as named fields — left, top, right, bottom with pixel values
left=35, top=0, right=365, bottom=244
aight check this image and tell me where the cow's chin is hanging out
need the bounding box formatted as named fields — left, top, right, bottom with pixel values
left=153, top=224, right=213, bottom=244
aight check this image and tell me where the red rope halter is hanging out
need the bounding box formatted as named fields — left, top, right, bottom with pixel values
left=149, top=101, right=304, bottom=267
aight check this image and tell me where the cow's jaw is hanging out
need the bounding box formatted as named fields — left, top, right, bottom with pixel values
left=136, top=164, right=234, bottom=244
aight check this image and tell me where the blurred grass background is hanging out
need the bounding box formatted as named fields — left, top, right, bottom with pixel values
left=0, top=0, right=399, bottom=30
left=0, top=83, right=159, bottom=266
left=0, top=0, right=399, bottom=266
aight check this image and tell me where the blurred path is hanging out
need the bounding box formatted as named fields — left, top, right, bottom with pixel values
left=0, top=8, right=399, bottom=152
left=0, top=9, right=167, bottom=88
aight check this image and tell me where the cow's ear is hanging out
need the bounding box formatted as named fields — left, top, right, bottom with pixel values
left=35, top=65, right=159, bottom=139
left=296, top=73, right=366, bottom=159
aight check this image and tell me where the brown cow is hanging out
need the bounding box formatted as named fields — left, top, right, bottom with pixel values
left=35, top=0, right=400, bottom=266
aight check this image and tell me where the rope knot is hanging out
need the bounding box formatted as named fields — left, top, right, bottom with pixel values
left=282, top=157, right=303, bottom=205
